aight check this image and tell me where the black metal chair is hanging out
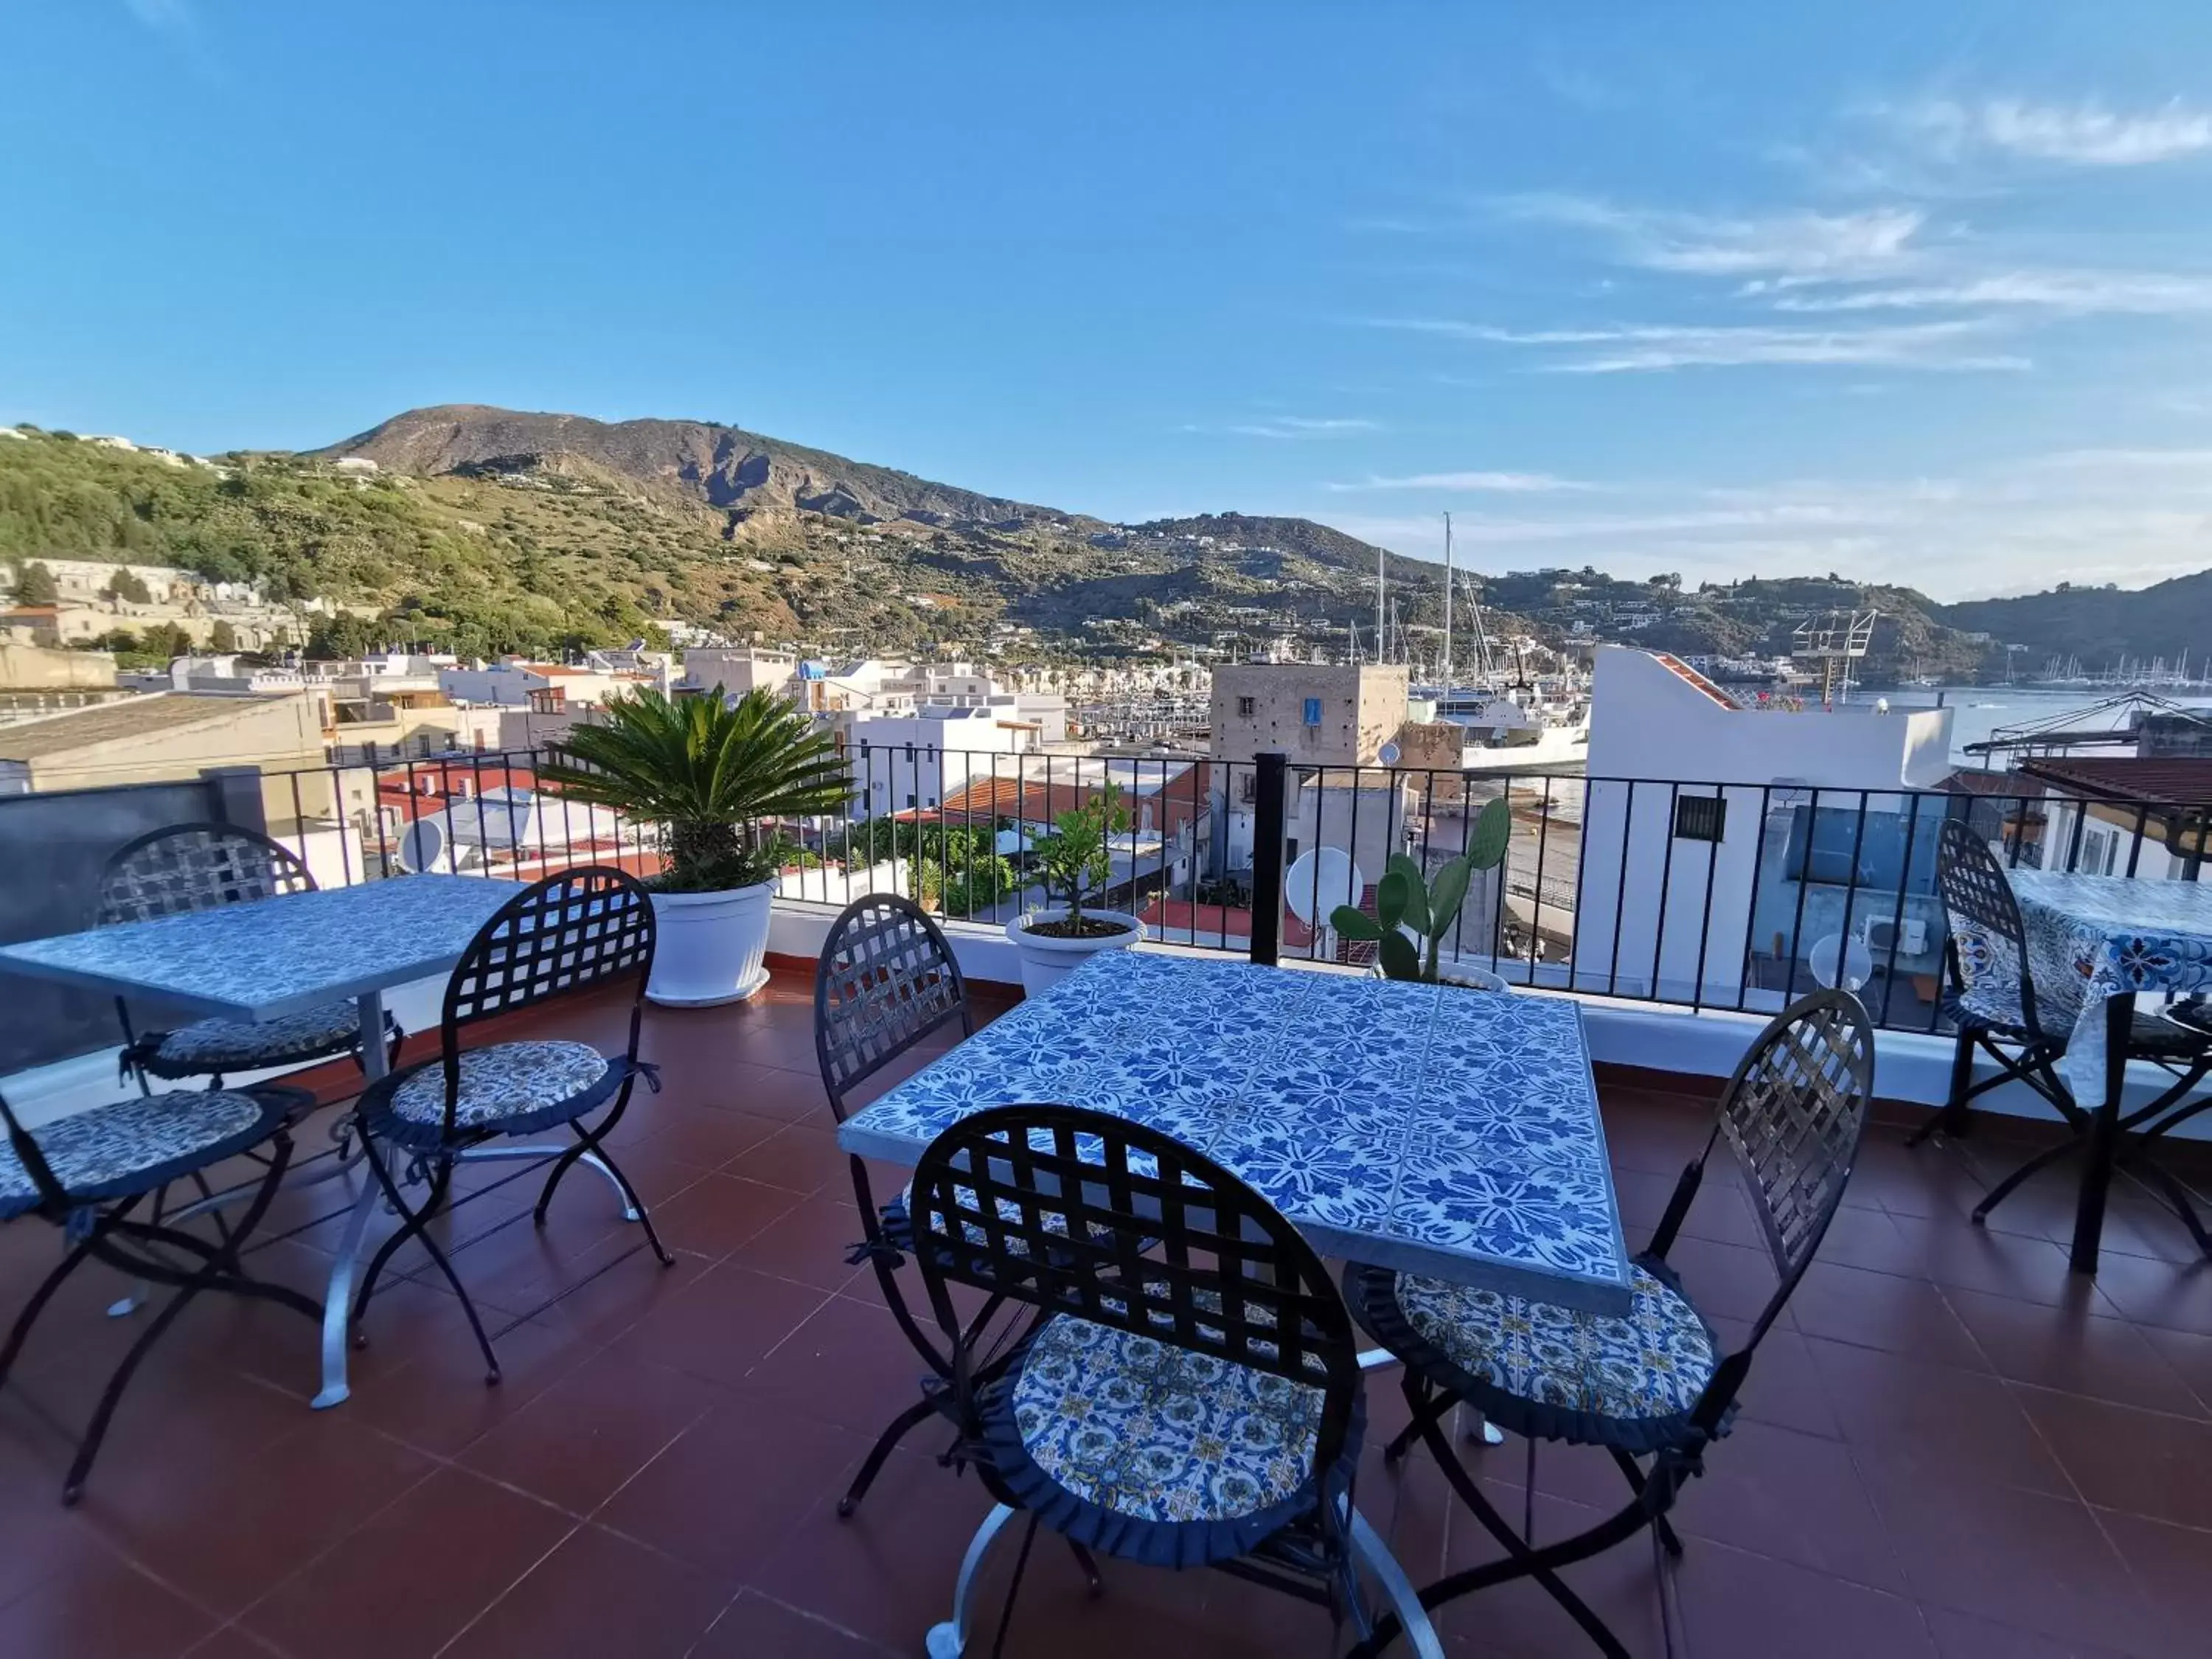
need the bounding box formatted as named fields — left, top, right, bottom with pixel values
left=344, top=867, right=669, bottom=1384
left=96, top=824, right=400, bottom=1088
left=907, top=1103, right=1445, bottom=1659
left=0, top=1080, right=321, bottom=1502
left=1343, top=991, right=1877, bottom=1659
left=813, top=893, right=978, bottom=1518
left=1917, top=821, right=2212, bottom=1248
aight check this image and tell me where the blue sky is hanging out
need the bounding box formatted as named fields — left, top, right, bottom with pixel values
left=7, top=3, right=2212, bottom=599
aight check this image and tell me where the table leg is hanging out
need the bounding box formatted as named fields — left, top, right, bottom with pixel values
left=313, top=990, right=390, bottom=1409
left=2070, top=992, right=2133, bottom=1275
left=356, top=990, right=391, bottom=1082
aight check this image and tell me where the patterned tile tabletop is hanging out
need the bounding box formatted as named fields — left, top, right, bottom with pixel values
left=1986, top=869, right=2212, bottom=1101
left=838, top=950, right=1634, bottom=1312
left=0, top=874, right=518, bottom=1020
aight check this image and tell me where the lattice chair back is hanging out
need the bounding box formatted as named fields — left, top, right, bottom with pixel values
left=907, top=1103, right=1363, bottom=1484
left=813, top=894, right=971, bottom=1121
left=95, top=824, right=316, bottom=927
left=1935, top=818, right=2043, bottom=1040
left=1714, top=990, right=1874, bottom=1335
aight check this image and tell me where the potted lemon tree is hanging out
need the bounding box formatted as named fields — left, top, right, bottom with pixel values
left=1004, top=780, right=1146, bottom=996
left=540, top=687, right=851, bottom=1006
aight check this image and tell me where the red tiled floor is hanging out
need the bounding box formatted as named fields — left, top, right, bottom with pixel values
left=4, top=967, right=2212, bottom=1658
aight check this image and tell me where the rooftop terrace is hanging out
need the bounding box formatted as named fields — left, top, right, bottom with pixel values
left=2, top=965, right=2210, bottom=1658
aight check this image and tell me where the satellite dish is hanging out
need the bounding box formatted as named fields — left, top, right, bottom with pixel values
left=1284, top=846, right=1365, bottom=927
left=1809, top=932, right=1874, bottom=992
left=1379, top=740, right=1402, bottom=765
left=394, top=816, right=448, bottom=875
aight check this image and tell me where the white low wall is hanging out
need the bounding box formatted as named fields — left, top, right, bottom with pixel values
left=7, top=898, right=2199, bottom=1138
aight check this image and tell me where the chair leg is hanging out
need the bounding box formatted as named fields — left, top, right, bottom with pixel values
left=1342, top=1501, right=1449, bottom=1659
left=534, top=1121, right=670, bottom=1265
left=1972, top=1136, right=2084, bottom=1225
left=354, top=1147, right=502, bottom=1386
left=1413, top=1397, right=1632, bottom=1659
left=2121, top=1158, right=2212, bottom=1256
left=986, top=1512, right=1040, bottom=1659
left=1913, top=1029, right=1979, bottom=1147
left=839, top=1392, right=941, bottom=1519
left=0, top=1231, right=103, bottom=1385
left=1610, top=1446, right=1685, bottom=1557
left=925, top=1502, right=1018, bottom=1659
left=63, top=1268, right=205, bottom=1503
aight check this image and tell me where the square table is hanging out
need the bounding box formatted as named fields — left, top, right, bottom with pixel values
left=837, top=950, right=1634, bottom=1314
left=0, top=873, right=524, bottom=1405
left=1993, top=869, right=2212, bottom=1271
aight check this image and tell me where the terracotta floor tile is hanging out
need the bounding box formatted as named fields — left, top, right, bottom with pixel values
left=639, top=1172, right=806, bottom=1262
left=2135, top=1322, right=2212, bottom=1414
left=1888, top=1213, right=2112, bottom=1310
left=1805, top=1338, right=2073, bottom=1496
left=0, top=1538, right=220, bottom=1659
left=1858, top=1461, right=2167, bottom=1657
left=723, top=1198, right=870, bottom=1294
left=2075, top=1252, right=2212, bottom=1336
left=438, top=1523, right=729, bottom=1659
left=690, top=1590, right=900, bottom=1658
left=457, top=1347, right=722, bottom=1515
left=1708, top=1316, right=1846, bottom=1439
left=76, top=1416, right=434, bottom=1619
left=1666, top=1418, right=1909, bottom=1593
left=1671, top=1540, right=1938, bottom=1659
left=720, top=1121, right=850, bottom=1195
left=344, top=1308, right=595, bottom=1459
left=2012, top=1385, right=2212, bottom=1529
left=1787, top=1260, right=1992, bottom=1368
left=594, top=1401, right=872, bottom=1582
left=239, top=1466, right=577, bottom=1659
left=1945, top=1286, right=2206, bottom=1416
left=1920, top=1604, right=2146, bottom=1659
left=2093, top=1508, right=2212, bottom=1659
left=609, top=1260, right=833, bottom=1388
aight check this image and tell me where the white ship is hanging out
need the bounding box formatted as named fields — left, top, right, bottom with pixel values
left=1433, top=688, right=1591, bottom=774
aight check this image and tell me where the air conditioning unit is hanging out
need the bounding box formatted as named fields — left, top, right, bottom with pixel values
left=1861, top=916, right=1927, bottom=956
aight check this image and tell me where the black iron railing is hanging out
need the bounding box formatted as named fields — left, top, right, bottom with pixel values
left=11, top=739, right=2199, bottom=1038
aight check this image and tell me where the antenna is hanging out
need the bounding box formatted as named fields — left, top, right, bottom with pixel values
left=1441, top=512, right=1453, bottom=696
left=1377, top=542, right=1387, bottom=667
left=1790, top=610, right=1877, bottom=711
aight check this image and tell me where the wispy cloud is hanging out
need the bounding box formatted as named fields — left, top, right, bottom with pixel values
left=1182, top=416, right=1380, bottom=439
left=1893, top=97, right=2212, bottom=167
left=1324, top=470, right=1594, bottom=493
left=1497, top=195, right=1927, bottom=280
left=1769, top=268, right=2212, bottom=317
left=1367, top=316, right=2026, bottom=374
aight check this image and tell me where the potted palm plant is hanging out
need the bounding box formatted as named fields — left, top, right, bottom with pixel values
left=539, top=687, right=851, bottom=1006
left=1004, top=780, right=1146, bottom=996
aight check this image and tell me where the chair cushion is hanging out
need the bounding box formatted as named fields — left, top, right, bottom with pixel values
left=0, top=1090, right=279, bottom=1219
left=981, top=1312, right=1344, bottom=1565
left=1357, top=1262, right=1719, bottom=1451
left=144, top=1001, right=368, bottom=1077
left=382, top=1041, right=612, bottom=1136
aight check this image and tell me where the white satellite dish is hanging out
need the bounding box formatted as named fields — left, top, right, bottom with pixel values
left=1379, top=740, right=1402, bottom=765
left=1809, top=932, right=1874, bottom=992
left=394, top=816, right=449, bottom=875
left=1284, top=846, right=1365, bottom=927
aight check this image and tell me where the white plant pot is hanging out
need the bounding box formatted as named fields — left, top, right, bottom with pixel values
left=647, top=881, right=775, bottom=1007
left=1005, top=908, right=1145, bottom=999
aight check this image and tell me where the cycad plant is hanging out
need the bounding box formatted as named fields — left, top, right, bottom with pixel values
left=1329, top=796, right=1512, bottom=981
left=538, top=688, right=852, bottom=891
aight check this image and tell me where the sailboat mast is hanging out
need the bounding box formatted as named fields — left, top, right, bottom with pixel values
left=1441, top=512, right=1453, bottom=697
left=1377, top=543, right=1387, bottom=666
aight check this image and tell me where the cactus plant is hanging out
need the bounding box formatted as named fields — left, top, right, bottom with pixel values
left=1329, top=796, right=1512, bottom=982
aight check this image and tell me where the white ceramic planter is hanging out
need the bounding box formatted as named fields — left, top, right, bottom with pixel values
left=1005, top=908, right=1144, bottom=999
left=647, top=881, right=775, bottom=1006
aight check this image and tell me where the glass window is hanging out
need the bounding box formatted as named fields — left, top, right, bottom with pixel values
left=1785, top=804, right=1941, bottom=891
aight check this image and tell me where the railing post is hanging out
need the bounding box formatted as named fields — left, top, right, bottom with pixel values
left=1250, top=751, right=1288, bottom=967
left=201, top=765, right=268, bottom=834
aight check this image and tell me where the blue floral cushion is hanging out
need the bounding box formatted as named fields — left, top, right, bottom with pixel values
left=385, top=1040, right=610, bottom=1132
left=147, top=1001, right=366, bottom=1075
left=1007, top=1314, right=1324, bottom=1525
left=1391, top=1265, right=1716, bottom=1430
left=0, top=1090, right=272, bottom=1217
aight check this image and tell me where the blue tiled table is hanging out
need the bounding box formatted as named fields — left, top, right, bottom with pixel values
left=0, top=873, right=524, bottom=1405
left=838, top=950, right=1634, bottom=1313
left=1993, top=869, right=2212, bottom=1272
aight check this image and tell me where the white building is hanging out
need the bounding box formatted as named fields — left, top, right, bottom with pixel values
left=1572, top=646, right=1955, bottom=1011
left=845, top=706, right=1043, bottom=821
